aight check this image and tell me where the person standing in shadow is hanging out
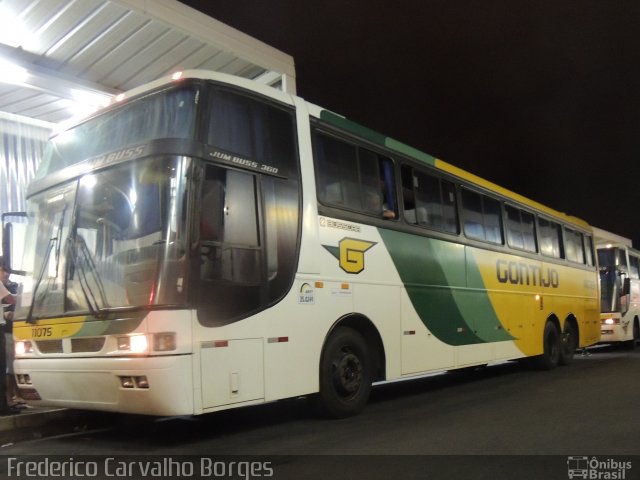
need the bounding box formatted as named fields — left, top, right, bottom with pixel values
left=0, top=258, right=20, bottom=415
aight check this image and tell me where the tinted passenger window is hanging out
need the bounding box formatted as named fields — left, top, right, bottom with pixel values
left=196, top=163, right=300, bottom=326
left=315, top=132, right=396, bottom=219
left=401, top=165, right=458, bottom=233
left=629, top=255, right=639, bottom=278
left=538, top=218, right=563, bottom=258
left=565, top=228, right=586, bottom=264
left=195, top=91, right=300, bottom=326
left=583, top=235, right=595, bottom=266
left=505, top=205, right=537, bottom=252
left=461, top=189, right=503, bottom=244
left=207, top=89, right=298, bottom=178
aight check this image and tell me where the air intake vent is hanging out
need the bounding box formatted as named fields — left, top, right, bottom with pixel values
left=71, top=337, right=105, bottom=353
left=36, top=340, right=63, bottom=354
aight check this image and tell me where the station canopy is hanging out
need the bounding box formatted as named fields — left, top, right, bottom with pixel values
left=0, top=0, right=296, bottom=127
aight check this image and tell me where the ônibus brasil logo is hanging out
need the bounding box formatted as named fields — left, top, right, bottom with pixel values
left=567, top=456, right=632, bottom=479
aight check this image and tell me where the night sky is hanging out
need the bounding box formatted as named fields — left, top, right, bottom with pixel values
left=181, top=0, right=640, bottom=246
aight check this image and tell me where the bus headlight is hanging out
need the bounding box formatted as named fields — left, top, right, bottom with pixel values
left=118, top=334, right=148, bottom=353
left=16, top=340, right=33, bottom=355
left=602, top=318, right=619, bottom=325
left=153, top=332, right=176, bottom=352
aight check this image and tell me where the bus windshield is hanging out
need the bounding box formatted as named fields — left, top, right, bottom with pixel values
left=598, top=247, right=626, bottom=314
left=37, top=86, right=198, bottom=180
left=18, top=156, right=190, bottom=319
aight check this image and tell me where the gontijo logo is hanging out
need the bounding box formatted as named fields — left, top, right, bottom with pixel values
left=496, top=259, right=559, bottom=288
left=322, top=238, right=377, bottom=274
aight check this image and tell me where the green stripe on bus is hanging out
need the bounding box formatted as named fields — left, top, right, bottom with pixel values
left=76, top=315, right=145, bottom=337
left=384, top=138, right=437, bottom=166
left=463, top=249, right=515, bottom=342
left=319, top=110, right=438, bottom=167
left=378, top=229, right=483, bottom=345
left=320, top=110, right=387, bottom=146
left=379, top=229, right=513, bottom=345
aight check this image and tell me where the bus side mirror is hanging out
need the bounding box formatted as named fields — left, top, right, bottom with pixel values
left=2, top=211, right=28, bottom=276
left=622, top=277, right=631, bottom=296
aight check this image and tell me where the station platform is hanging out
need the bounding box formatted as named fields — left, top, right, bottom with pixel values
left=0, top=406, right=95, bottom=446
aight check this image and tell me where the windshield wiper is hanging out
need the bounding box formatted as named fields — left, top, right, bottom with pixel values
left=27, top=207, right=67, bottom=324
left=26, top=236, right=57, bottom=324
left=66, top=235, right=109, bottom=317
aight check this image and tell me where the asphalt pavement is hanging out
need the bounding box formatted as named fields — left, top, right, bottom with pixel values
left=0, top=346, right=639, bottom=480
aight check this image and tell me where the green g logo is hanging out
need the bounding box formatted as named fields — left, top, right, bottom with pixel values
left=323, top=237, right=377, bottom=274
left=339, top=238, right=376, bottom=273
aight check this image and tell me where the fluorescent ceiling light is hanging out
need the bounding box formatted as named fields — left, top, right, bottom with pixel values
left=0, top=7, right=29, bottom=48
left=64, top=100, right=99, bottom=123
left=71, top=89, right=112, bottom=108
left=69, top=89, right=112, bottom=116
left=52, top=88, right=113, bottom=134
left=0, top=58, right=28, bottom=85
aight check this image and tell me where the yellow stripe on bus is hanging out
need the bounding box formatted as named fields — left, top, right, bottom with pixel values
left=470, top=248, right=599, bottom=356
left=434, top=159, right=590, bottom=229
left=13, top=316, right=87, bottom=340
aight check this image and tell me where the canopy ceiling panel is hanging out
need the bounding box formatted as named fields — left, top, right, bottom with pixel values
left=0, top=0, right=295, bottom=125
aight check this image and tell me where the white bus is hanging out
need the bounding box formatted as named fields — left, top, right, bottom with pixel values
left=597, top=242, right=640, bottom=347
left=3, top=71, right=600, bottom=418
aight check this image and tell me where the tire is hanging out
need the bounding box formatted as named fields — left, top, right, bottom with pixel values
left=534, top=321, right=561, bottom=370
left=559, top=322, right=578, bottom=366
left=626, top=321, right=639, bottom=350
left=316, top=327, right=372, bottom=418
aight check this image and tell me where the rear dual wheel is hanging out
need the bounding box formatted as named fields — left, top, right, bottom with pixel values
left=559, top=322, right=578, bottom=366
left=534, top=321, right=561, bottom=370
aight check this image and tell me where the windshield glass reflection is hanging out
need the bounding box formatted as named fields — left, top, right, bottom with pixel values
left=19, top=156, right=189, bottom=319
left=598, top=248, right=626, bottom=314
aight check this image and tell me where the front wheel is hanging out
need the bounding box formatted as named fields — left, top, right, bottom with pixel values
left=316, top=327, right=372, bottom=418
left=534, top=321, right=561, bottom=370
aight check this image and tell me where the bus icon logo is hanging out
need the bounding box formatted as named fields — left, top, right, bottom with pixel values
left=567, top=456, right=589, bottom=479
left=567, top=456, right=633, bottom=479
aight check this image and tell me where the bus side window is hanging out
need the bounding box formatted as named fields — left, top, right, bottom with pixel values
left=564, top=227, right=586, bottom=264
left=198, top=164, right=260, bottom=285
left=461, top=189, right=503, bottom=244
left=584, top=235, right=595, bottom=266
left=314, top=131, right=396, bottom=219
left=195, top=164, right=263, bottom=325
left=401, top=165, right=416, bottom=222
left=379, top=157, right=396, bottom=219
left=200, top=179, right=224, bottom=241
left=629, top=255, right=639, bottom=279
left=402, top=164, right=457, bottom=233
left=538, top=217, right=564, bottom=259
left=505, top=205, right=537, bottom=253
left=315, top=133, right=357, bottom=210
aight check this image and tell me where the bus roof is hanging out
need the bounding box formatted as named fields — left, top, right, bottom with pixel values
left=57, top=70, right=591, bottom=232
left=593, top=227, right=633, bottom=248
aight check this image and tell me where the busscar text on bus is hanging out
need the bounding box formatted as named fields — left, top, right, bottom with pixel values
left=2, top=70, right=601, bottom=418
